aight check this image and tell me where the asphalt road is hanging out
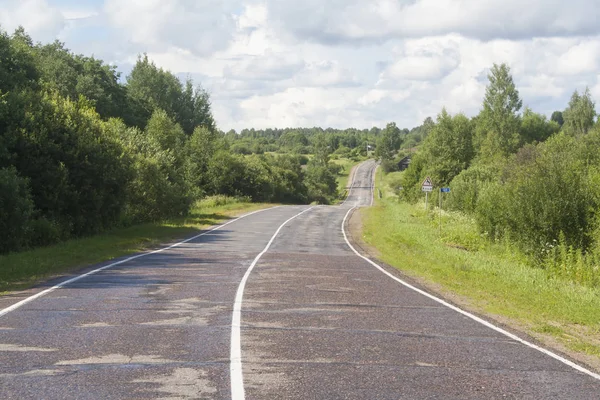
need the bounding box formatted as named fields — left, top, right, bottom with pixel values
left=1, top=160, right=599, bottom=399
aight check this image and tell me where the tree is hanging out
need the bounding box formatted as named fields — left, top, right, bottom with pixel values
left=421, top=109, right=474, bottom=185
left=8, top=92, right=131, bottom=238
left=521, top=107, right=560, bottom=143
left=0, top=167, right=34, bottom=252
left=311, top=133, right=331, bottom=166
left=563, top=88, right=596, bottom=136
left=477, top=63, right=523, bottom=160
left=0, top=27, right=39, bottom=93
left=186, top=126, right=226, bottom=194
left=125, top=55, right=215, bottom=134
left=375, top=122, right=402, bottom=161
left=551, top=111, right=564, bottom=127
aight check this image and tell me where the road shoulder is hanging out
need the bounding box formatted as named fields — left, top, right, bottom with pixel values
left=345, top=206, right=600, bottom=375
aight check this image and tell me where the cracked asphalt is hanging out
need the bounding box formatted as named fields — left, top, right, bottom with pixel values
left=1, top=160, right=599, bottom=399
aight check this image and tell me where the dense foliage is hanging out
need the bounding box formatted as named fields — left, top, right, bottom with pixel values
left=400, top=62, right=600, bottom=287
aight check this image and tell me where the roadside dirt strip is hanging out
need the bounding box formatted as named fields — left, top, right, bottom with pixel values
left=1, top=160, right=599, bottom=399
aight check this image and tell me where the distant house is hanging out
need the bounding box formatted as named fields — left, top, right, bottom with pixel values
left=397, top=156, right=411, bottom=171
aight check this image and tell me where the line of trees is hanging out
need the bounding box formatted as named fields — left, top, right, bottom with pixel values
left=400, top=63, right=600, bottom=287
left=224, top=126, right=380, bottom=158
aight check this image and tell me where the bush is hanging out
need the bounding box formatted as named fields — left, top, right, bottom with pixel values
left=0, top=168, right=34, bottom=253
left=27, top=217, right=65, bottom=248
left=474, top=134, right=596, bottom=256
left=381, top=159, right=399, bottom=174
left=305, top=162, right=337, bottom=204
left=9, top=93, right=131, bottom=237
left=446, top=163, right=498, bottom=213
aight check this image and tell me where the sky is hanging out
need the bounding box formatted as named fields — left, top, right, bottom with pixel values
left=1, top=0, right=600, bottom=131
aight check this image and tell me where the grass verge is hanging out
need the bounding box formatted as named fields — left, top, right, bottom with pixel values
left=360, top=170, right=600, bottom=369
left=0, top=196, right=271, bottom=294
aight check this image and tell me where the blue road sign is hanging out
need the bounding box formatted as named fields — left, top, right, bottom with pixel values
left=441, top=187, right=451, bottom=193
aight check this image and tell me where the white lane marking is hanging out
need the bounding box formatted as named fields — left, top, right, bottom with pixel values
left=341, top=207, right=600, bottom=381
left=0, top=207, right=278, bottom=319
left=230, top=206, right=315, bottom=400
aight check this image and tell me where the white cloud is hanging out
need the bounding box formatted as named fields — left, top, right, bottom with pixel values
left=292, top=61, right=359, bottom=88
left=103, top=0, right=238, bottom=56
left=267, top=0, right=600, bottom=44
left=223, top=51, right=305, bottom=81
left=0, top=0, right=65, bottom=40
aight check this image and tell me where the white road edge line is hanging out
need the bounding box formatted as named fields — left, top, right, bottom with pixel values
left=341, top=206, right=600, bottom=381
left=230, top=206, right=315, bottom=400
left=0, top=207, right=279, bottom=319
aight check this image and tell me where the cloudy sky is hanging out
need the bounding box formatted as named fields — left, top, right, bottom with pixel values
left=1, top=0, right=600, bottom=131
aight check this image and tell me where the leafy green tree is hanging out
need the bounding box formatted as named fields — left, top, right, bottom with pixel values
left=186, top=126, right=226, bottom=194
left=475, top=134, right=595, bottom=255
left=0, top=167, right=34, bottom=252
left=311, top=133, right=332, bottom=166
left=33, top=40, right=127, bottom=121
left=305, top=163, right=338, bottom=204
left=126, top=55, right=182, bottom=127
left=446, top=163, right=498, bottom=213
left=268, top=155, right=308, bottom=203
left=421, top=109, right=474, bottom=185
left=563, top=88, right=596, bottom=136
left=125, top=55, right=214, bottom=134
left=551, top=111, right=564, bottom=127
left=400, top=152, right=426, bottom=202
left=477, top=63, right=523, bottom=160
left=8, top=92, right=131, bottom=239
left=375, top=122, right=402, bottom=162
left=111, top=111, right=192, bottom=222
left=0, top=28, right=39, bottom=93
left=520, top=107, right=560, bottom=143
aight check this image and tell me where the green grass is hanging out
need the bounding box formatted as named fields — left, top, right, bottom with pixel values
left=0, top=196, right=271, bottom=293
left=361, top=171, right=600, bottom=361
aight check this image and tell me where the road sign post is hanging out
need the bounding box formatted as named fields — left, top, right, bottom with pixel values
left=421, top=177, right=433, bottom=209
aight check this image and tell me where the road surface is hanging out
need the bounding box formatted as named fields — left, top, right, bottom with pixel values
left=1, top=160, right=599, bottom=399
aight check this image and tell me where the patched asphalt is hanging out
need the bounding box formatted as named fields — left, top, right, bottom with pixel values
left=2, top=159, right=600, bottom=399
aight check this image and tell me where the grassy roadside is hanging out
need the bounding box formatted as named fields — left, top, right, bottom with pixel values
left=361, top=169, right=600, bottom=370
left=0, top=197, right=271, bottom=294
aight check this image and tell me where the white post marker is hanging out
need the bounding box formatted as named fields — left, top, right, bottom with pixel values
left=421, top=176, right=433, bottom=209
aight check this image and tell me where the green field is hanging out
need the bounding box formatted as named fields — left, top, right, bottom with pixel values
left=361, top=169, right=600, bottom=367
left=0, top=197, right=270, bottom=293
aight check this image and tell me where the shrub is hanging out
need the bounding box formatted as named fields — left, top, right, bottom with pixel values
left=474, top=134, right=596, bottom=256
left=0, top=168, right=34, bottom=253
left=446, top=163, right=498, bottom=213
